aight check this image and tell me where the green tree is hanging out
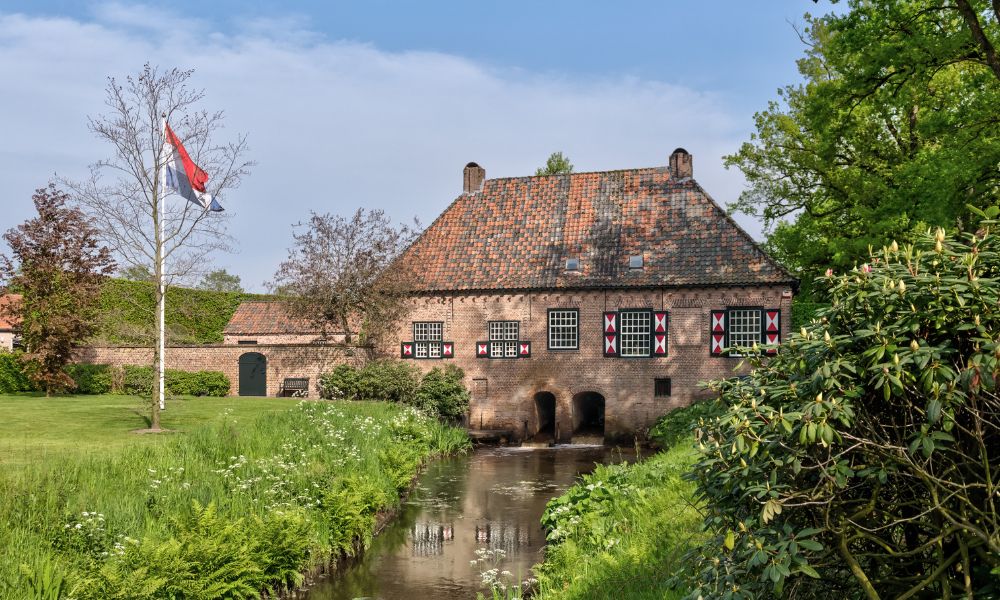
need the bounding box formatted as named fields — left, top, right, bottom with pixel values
left=535, top=151, right=574, bottom=176
left=727, top=0, right=1000, bottom=298
left=120, top=265, right=152, bottom=282
left=0, top=186, right=115, bottom=395
left=682, top=223, right=1000, bottom=598
left=198, top=269, right=242, bottom=293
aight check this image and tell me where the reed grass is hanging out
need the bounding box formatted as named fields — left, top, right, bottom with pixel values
left=534, top=441, right=702, bottom=600
left=0, top=394, right=469, bottom=598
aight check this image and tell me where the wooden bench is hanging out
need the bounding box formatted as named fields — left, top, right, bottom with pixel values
left=279, top=377, right=310, bottom=398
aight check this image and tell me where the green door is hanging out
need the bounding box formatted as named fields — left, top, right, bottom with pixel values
left=238, top=352, right=267, bottom=396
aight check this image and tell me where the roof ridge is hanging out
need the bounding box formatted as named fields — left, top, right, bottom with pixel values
left=482, top=165, right=668, bottom=185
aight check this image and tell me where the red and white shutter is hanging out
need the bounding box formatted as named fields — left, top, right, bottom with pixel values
left=652, top=311, right=668, bottom=356
left=763, top=309, right=780, bottom=354
left=442, top=342, right=454, bottom=358
left=518, top=341, right=531, bottom=358
left=710, top=310, right=727, bottom=356
left=476, top=342, right=489, bottom=358
left=603, top=311, right=618, bottom=357
left=400, top=342, right=413, bottom=358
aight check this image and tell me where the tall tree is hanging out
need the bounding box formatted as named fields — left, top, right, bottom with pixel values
left=535, top=151, right=574, bottom=176
left=727, top=0, right=1000, bottom=296
left=0, top=186, right=115, bottom=395
left=197, top=269, right=242, bottom=293
left=66, top=65, right=252, bottom=429
left=271, top=209, right=418, bottom=350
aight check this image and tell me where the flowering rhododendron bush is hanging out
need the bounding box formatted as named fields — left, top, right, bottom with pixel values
left=681, top=224, right=1000, bottom=598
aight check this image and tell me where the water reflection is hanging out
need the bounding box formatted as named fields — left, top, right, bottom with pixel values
left=304, top=446, right=640, bottom=600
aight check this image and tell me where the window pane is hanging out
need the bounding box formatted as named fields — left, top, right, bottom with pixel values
left=548, top=310, right=578, bottom=349
left=619, top=310, right=651, bottom=357
left=414, top=322, right=443, bottom=341
left=728, top=309, right=761, bottom=352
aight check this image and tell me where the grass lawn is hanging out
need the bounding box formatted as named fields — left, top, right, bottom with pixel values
left=0, top=393, right=298, bottom=468
left=0, top=395, right=468, bottom=597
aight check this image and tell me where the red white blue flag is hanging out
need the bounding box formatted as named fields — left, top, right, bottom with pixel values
left=161, top=123, right=223, bottom=212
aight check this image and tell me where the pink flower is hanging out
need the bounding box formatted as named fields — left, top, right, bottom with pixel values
left=861, top=264, right=872, bottom=273
left=825, top=268, right=834, bottom=277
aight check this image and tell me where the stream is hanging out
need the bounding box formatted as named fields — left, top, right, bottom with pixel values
left=302, top=445, right=640, bottom=599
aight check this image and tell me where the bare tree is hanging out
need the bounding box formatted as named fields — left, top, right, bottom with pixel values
left=271, top=209, right=418, bottom=352
left=65, top=65, right=252, bottom=430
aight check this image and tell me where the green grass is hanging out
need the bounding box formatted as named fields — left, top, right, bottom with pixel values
left=534, top=441, right=702, bottom=600
left=0, top=394, right=295, bottom=468
left=0, top=394, right=470, bottom=598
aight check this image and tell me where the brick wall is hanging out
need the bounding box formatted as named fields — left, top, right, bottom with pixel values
left=75, top=344, right=361, bottom=398
left=222, top=333, right=346, bottom=345
left=384, top=285, right=793, bottom=442
left=0, top=331, right=12, bottom=351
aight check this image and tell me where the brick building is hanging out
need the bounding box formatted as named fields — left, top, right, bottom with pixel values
left=389, top=149, right=796, bottom=443
left=0, top=294, right=21, bottom=351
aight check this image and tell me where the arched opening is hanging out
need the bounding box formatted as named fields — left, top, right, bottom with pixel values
left=533, top=391, right=556, bottom=441
left=572, top=391, right=605, bottom=439
left=238, top=352, right=267, bottom=396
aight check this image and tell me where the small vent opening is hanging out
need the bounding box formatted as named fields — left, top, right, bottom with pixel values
left=628, top=255, right=644, bottom=270
left=565, top=257, right=580, bottom=271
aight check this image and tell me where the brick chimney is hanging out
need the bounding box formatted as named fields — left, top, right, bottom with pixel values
left=669, top=148, right=693, bottom=180
left=463, top=162, right=485, bottom=194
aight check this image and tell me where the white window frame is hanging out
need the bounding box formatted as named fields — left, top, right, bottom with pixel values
left=548, top=309, right=579, bottom=350
left=413, top=322, right=443, bottom=359
left=489, top=321, right=519, bottom=358
left=727, top=308, right=761, bottom=355
left=618, top=310, right=652, bottom=357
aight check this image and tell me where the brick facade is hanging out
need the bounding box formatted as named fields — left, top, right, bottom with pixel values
left=76, top=344, right=361, bottom=398
left=387, top=284, right=792, bottom=442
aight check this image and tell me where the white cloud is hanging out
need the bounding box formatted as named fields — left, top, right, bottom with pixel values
left=0, top=5, right=760, bottom=291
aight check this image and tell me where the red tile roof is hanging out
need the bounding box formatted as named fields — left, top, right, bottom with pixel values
left=223, top=301, right=326, bottom=335
left=397, top=167, right=795, bottom=292
left=0, top=294, right=21, bottom=330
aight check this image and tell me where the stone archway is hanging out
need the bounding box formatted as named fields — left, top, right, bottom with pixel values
left=533, top=391, right=556, bottom=441
left=238, top=352, right=267, bottom=396
left=571, top=391, right=605, bottom=440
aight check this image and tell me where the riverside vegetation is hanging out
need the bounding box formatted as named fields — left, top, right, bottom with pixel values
left=0, top=395, right=469, bottom=599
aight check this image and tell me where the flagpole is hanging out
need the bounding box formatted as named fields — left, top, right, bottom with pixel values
left=158, top=115, right=166, bottom=412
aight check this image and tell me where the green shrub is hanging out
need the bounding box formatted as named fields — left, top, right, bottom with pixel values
left=352, top=360, right=420, bottom=405
left=681, top=226, right=1000, bottom=598
left=789, top=298, right=828, bottom=330
left=415, top=364, right=470, bottom=421
left=64, top=364, right=113, bottom=394
left=120, top=365, right=230, bottom=397
left=318, top=364, right=358, bottom=400
left=0, top=351, right=35, bottom=393
left=320, top=361, right=471, bottom=420
left=648, top=398, right=725, bottom=450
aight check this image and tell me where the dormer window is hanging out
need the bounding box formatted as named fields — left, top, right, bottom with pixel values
left=565, top=257, right=580, bottom=271
left=629, top=255, right=644, bottom=270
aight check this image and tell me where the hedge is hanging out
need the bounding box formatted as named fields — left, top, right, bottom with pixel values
left=318, top=361, right=470, bottom=420
left=0, top=355, right=229, bottom=397
left=93, top=279, right=275, bottom=345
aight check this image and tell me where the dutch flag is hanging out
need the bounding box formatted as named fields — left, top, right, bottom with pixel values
left=161, top=122, right=224, bottom=212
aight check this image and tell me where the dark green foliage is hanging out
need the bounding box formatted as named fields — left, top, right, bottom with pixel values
left=789, top=298, right=827, bottom=331
left=648, top=399, right=725, bottom=450
left=535, top=151, right=574, bottom=176
left=0, top=351, right=36, bottom=393
left=64, top=364, right=113, bottom=394
left=726, top=1, right=1000, bottom=291
left=352, top=360, right=420, bottom=404
left=93, top=279, right=273, bottom=345
left=317, top=364, right=358, bottom=400
left=121, top=365, right=230, bottom=397
left=413, top=365, right=470, bottom=421
left=319, top=361, right=471, bottom=420
left=681, top=225, right=1000, bottom=598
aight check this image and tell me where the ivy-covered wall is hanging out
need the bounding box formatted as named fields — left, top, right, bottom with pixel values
left=92, top=279, right=274, bottom=345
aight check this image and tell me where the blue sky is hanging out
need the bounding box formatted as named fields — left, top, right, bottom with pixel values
left=0, top=1, right=826, bottom=291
